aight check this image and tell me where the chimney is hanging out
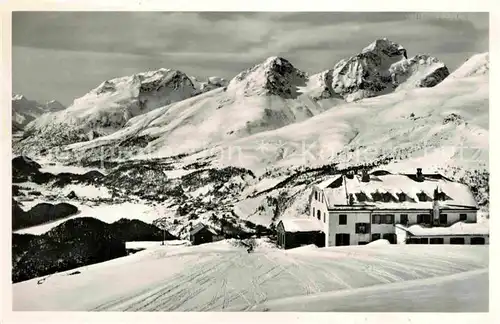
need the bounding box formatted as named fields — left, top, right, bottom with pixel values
left=361, top=169, right=370, bottom=182
left=416, top=168, right=424, bottom=181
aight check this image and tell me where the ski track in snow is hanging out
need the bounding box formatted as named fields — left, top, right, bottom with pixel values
left=13, top=244, right=488, bottom=312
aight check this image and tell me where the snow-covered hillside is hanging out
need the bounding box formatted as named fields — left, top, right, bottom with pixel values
left=11, top=94, right=65, bottom=130
left=13, top=242, right=488, bottom=311
left=447, top=52, right=489, bottom=79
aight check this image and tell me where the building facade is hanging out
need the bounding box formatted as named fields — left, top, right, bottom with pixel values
left=309, top=169, right=479, bottom=247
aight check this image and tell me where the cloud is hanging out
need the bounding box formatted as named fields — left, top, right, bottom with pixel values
left=12, top=12, right=489, bottom=105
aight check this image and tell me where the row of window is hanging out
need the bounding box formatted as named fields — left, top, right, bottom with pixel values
left=335, top=213, right=468, bottom=226
left=407, top=237, right=485, bottom=245
left=334, top=233, right=397, bottom=246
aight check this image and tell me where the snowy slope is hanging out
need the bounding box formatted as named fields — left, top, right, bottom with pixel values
left=447, top=52, right=489, bottom=79
left=20, top=69, right=200, bottom=149
left=11, top=94, right=65, bottom=129
left=13, top=243, right=488, bottom=311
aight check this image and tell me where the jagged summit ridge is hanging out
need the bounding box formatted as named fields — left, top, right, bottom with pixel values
left=361, top=38, right=408, bottom=59
left=227, top=56, right=308, bottom=98
left=326, top=38, right=449, bottom=102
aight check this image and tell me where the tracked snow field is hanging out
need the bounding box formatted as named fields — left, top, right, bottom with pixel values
left=13, top=243, right=488, bottom=312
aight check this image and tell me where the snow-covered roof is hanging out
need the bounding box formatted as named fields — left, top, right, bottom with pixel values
left=280, top=218, right=324, bottom=233
left=319, top=172, right=477, bottom=210
left=316, top=175, right=342, bottom=190
left=189, top=223, right=218, bottom=236
left=399, top=222, right=489, bottom=237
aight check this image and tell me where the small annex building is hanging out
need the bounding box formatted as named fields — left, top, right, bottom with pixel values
left=189, top=223, right=223, bottom=245
left=396, top=222, right=489, bottom=245
left=276, top=218, right=325, bottom=249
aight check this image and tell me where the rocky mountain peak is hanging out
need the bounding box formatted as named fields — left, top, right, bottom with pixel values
left=328, top=38, right=449, bottom=102
left=228, top=56, right=307, bottom=98
left=362, top=38, right=408, bottom=59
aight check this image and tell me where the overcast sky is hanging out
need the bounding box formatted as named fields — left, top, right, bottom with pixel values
left=12, top=12, right=488, bottom=106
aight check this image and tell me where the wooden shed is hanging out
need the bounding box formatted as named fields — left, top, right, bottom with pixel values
left=189, top=223, right=220, bottom=245
left=276, top=218, right=325, bottom=249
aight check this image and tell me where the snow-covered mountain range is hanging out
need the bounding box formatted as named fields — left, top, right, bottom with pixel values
left=17, top=39, right=452, bottom=156
left=12, top=39, right=489, bottom=238
left=12, top=94, right=65, bottom=130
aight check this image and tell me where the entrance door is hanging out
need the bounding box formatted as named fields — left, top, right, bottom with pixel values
left=335, top=233, right=350, bottom=246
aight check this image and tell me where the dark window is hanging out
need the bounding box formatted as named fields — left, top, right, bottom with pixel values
left=430, top=237, right=444, bottom=244
left=372, top=191, right=383, bottom=202
left=450, top=237, right=465, bottom=245
left=373, top=214, right=394, bottom=224
left=383, top=233, right=397, bottom=244
left=439, top=214, right=448, bottom=225
left=315, top=192, right=318, bottom=200
left=420, top=238, right=429, bottom=244
left=460, top=214, right=467, bottom=221
left=407, top=237, right=419, bottom=244
left=400, top=214, right=408, bottom=225
left=470, top=237, right=485, bottom=245
left=317, top=209, right=321, bottom=220
left=312, top=207, right=315, bottom=218
left=417, top=214, right=431, bottom=224
left=371, top=233, right=381, bottom=241
left=417, top=192, right=430, bottom=202
left=358, top=241, right=368, bottom=245
left=323, top=212, right=326, bottom=223
left=339, top=214, right=347, bottom=225
left=384, top=214, right=395, bottom=224
left=397, top=192, right=406, bottom=202
left=356, top=192, right=369, bottom=202
left=355, top=223, right=370, bottom=234
left=335, top=233, right=350, bottom=246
